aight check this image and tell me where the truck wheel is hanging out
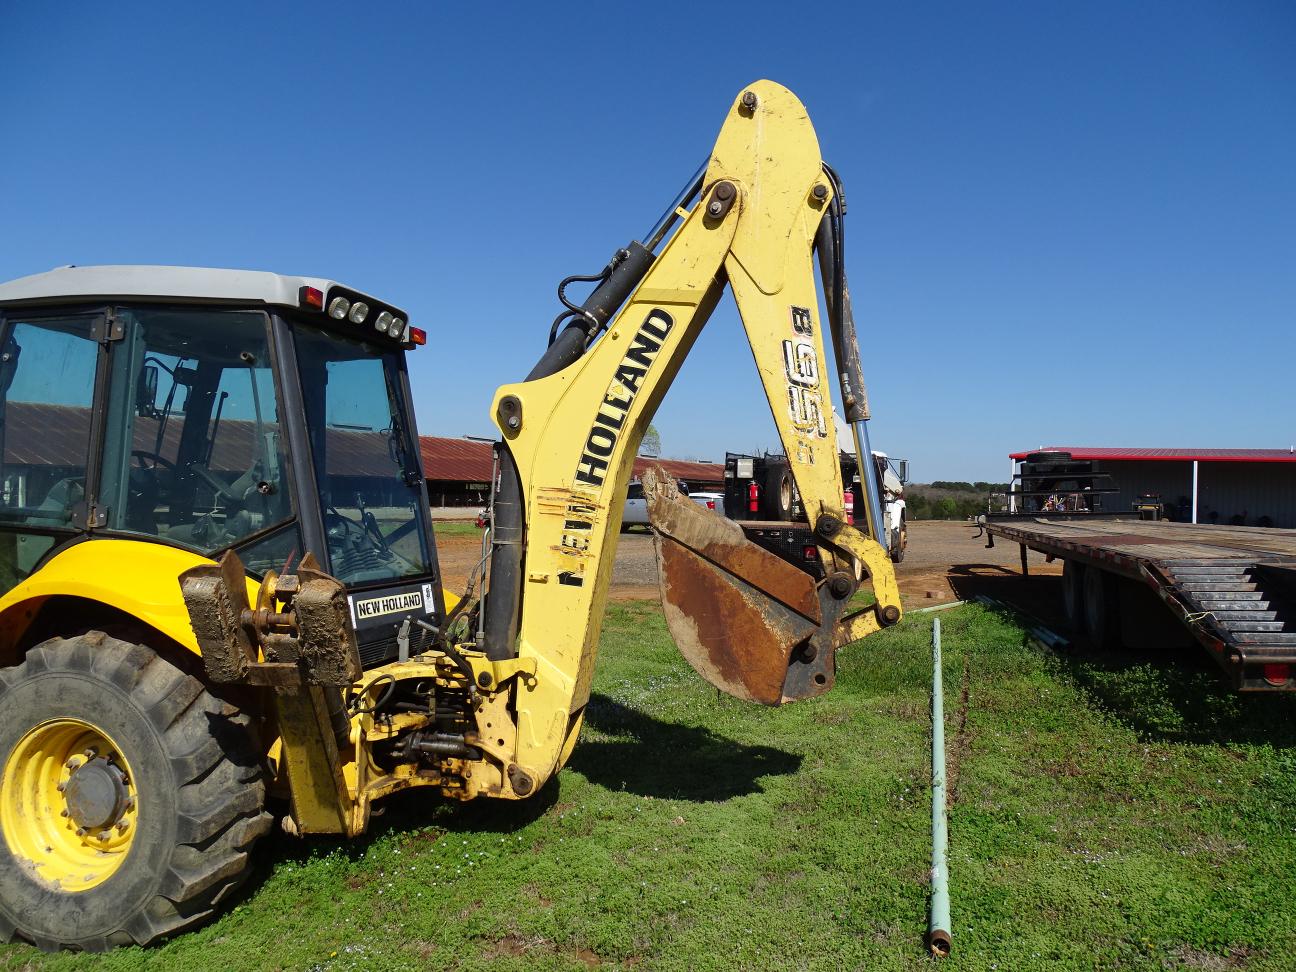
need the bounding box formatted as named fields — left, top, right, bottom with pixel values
left=1062, top=560, right=1085, bottom=630
left=0, top=632, right=271, bottom=951
left=1082, top=567, right=1122, bottom=651
left=762, top=466, right=793, bottom=519
left=890, top=519, right=907, bottom=564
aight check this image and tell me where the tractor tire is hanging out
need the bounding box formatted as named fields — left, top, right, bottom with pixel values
left=1082, top=566, right=1122, bottom=651
left=0, top=632, right=271, bottom=951
left=762, top=465, right=794, bottom=520
left=1062, top=560, right=1085, bottom=631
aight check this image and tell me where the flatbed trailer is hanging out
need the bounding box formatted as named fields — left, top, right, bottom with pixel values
left=981, top=514, right=1296, bottom=692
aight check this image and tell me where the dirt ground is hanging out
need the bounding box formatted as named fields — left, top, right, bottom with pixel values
left=434, top=519, right=1068, bottom=621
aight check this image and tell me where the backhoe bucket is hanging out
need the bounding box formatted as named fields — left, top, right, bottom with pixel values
left=642, top=466, right=840, bottom=704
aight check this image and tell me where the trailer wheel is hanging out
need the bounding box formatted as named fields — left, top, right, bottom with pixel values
left=0, top=633, right=271, bottom=951
left=1082, top=567, right=1122, bottom=651
left=1062, top=560, right=1085, bottom=630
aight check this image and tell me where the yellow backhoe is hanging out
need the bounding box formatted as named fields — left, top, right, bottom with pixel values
left=0, top=80, right=900, bottom=950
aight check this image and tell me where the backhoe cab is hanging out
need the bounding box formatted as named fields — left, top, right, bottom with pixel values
left=0, top=79, right=900, bottom=951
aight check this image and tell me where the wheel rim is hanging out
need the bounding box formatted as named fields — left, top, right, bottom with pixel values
left=1, top=719, right=139, bottom=891
left=779, top=477, right=792, bottom=510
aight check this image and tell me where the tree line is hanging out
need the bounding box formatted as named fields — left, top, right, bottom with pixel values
left=904, top=482, right=1009, bottom=521
left=906, top=493, right=987, bottom=520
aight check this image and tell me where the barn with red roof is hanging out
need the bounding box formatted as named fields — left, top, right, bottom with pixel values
left=1007, top=446, right=1296, bottom=528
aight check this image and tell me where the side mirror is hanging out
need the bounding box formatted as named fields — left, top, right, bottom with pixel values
left=897, top=460, right=909, bottom=484
left=136, top=364, right=159, bottom=417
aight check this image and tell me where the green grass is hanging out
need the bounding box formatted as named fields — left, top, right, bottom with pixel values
left=432, top=519, right=486, bottom=539
left=5, top=602, right=1296, bottom=970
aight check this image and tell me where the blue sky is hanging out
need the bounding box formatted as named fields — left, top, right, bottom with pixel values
left=2, top=2, right=1292, bottom=482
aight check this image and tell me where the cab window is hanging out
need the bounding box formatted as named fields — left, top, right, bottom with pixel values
left=99, top=308, right=293, bottom=557
left=0, top=315, right=99, bottom=529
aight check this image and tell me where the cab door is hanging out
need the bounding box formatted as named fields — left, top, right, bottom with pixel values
left=0, top=309, right=109, bottom=595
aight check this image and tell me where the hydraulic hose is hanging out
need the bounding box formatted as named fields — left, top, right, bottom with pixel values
left=480, top=242, right=655, bottom=661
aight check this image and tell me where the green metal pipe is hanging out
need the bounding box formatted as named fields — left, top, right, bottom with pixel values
left=929, top=616, right=952, bottom=956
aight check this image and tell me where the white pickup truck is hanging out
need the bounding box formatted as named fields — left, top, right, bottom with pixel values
left=622, top=480, right=722, bottom=531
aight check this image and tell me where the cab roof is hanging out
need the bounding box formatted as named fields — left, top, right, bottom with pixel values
left=0, top=265, right=402, bottom=317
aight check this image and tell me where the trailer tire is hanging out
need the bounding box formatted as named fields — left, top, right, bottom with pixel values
left=1062, top=560, right=1085, bottom=631
left=1082, top=567, right=1122, bottom=651
left=0, top=633, right=271, bottom=951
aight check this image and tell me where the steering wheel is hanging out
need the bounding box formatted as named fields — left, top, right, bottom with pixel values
left=131, top=449, right=176, bottom=473
left=183, top=457, right=247, bottom=504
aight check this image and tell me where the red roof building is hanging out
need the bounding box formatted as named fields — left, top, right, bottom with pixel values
left=417, top=436, right=724, bottom=506
left=1010, top=446, right=1296, bottom=464
left=1008, top=446, right=1296, bottom=528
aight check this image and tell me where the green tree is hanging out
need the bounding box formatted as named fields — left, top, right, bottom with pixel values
left=640, top=424, right=662, bottom=458
left=935, top=498, right=957, bottom=519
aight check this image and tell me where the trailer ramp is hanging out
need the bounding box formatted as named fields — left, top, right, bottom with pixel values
left=1154, top=560, right=1296, bottom=676
left=982, top=516, right=1296, bottom=691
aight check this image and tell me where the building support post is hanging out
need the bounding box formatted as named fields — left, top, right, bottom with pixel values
left=1008, top=457, right=1017, bottom=513
left=1191, top=460, right=1199, bottom=524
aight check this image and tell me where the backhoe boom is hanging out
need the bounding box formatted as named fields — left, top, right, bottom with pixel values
left=483, top=79, right=902, bottom=787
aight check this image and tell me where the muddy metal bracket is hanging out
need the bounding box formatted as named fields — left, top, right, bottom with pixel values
left=179, top=551, right=362, bottom=688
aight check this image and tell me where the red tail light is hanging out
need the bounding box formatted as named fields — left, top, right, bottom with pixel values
left=706, top=499, right=715, bottom=510
left=299, top=286, right=324, bottom=310
left=748, top=482, right=760, bottom=512
left=844, top=489, right=854, bottom=525
left=1263, top=663, right=1291, bottom=686
left=408, top=326, right=427, bottom=347
left=802, top=544, right=817, bottom=561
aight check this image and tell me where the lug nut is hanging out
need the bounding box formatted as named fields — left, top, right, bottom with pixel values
left=75, top=827, right=87, bottom=837
left=65, top=758, right=79, bottom=769
left=60, top=808, right=69, bottom=817
left=98, top=831, right=112, bottom=842
left=125, top=797, right=136, bottom=811
left=56, top=781, right=67, bottom=792
left=83, top=749, right=95, bottom=759
left=117, top=820, right=130, bottom=834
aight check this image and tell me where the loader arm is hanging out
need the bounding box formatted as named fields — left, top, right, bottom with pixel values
left=485, top=80, right=902, bottom=786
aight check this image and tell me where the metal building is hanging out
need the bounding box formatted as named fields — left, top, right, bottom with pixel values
left=418, top=436, right=724, bottom=507
left=1008, top=447, right=1296, bottom=528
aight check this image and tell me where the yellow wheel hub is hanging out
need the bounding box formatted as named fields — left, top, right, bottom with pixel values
left=0, top=719, right=139, bottom=891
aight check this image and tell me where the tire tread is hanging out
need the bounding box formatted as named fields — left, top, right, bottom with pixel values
left=2, top=632, right=270, bottom=950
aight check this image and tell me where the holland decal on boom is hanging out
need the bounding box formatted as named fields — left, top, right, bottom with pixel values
left=556, top=309, right=673, bottom=590
left=573, top=308, right=673, bottom=489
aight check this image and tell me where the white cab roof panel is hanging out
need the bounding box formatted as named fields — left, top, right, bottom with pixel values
left=0, top=265, right=400, bottom=315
